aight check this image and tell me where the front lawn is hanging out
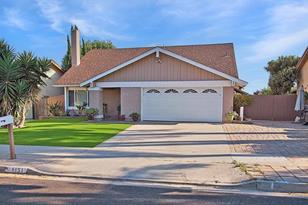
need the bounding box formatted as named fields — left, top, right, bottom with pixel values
left=0, top=118, right=130, bottom=147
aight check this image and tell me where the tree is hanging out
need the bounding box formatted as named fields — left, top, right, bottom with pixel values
left=61, top=35, right=71, bottom=71
left=0, top=39, right=50, bottom=127
left=264, top=56, right=300, bottom=95
left=61, top=33, right=115, bottom=71
left=233, top=93, right=253, bottom=114
left=254, top=87, right=272, bottom=95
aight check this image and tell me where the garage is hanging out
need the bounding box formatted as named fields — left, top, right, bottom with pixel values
left=142, top=87, right=223, bottom=122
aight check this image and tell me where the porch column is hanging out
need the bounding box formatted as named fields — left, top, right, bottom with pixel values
left=88, top=88, right=103, bottom=115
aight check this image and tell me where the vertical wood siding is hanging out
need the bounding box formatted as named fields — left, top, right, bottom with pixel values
left=97, top=53, right=225, bottom=82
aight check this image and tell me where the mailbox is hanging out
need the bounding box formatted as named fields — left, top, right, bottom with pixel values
left=0, top=115, right=14, bottom=127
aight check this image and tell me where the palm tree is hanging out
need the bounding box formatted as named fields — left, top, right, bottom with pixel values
left=0, top=39, right=50, bottom=127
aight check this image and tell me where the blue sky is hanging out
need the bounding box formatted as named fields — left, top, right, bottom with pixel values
left=1, top=0, right=308, bottom=93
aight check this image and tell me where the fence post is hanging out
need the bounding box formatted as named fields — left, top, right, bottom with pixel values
left=240, top=106, right=244, bottom=121
left=8, top=123, right=16, bottom=159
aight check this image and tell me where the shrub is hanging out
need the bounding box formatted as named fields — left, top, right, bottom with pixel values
left=129, top=112, right=140, bottom=122
left=225, top=111, right=238, bottom=122
left=85, top=108, right=98, bottom=120
left=49, top=102, right=64, bottom=116
left=76, top=102, right=87, bottom=116
left=233, top=94, right=253, bottom=113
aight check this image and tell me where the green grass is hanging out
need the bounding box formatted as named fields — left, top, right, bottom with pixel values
left=0, top=118, right=131, bottom=147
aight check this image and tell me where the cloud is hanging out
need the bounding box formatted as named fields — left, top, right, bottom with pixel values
left=245, top=2, right=308, bottom=62
left=157, top=0, right=248, bottom=22
left=35, top=0, right=132, bottom=40
left=2, top=7, right=29, bottom=30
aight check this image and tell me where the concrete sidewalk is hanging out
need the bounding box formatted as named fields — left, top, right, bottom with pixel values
left=0, top=123, right=249, bottom=184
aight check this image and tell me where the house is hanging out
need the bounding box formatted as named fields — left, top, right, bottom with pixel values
left=26, top=60, right=64, bottom=119
left=297, top=47, right=308, bottom=92
left=55, top=26, right=247, bottom=122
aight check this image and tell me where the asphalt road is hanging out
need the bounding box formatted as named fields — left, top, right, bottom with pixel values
left=0, top=176, right=307, bottom=205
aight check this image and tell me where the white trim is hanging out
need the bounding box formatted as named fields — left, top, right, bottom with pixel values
left=80, top=48, right=158, bottom=86
left=53, top=84, right=79, bottom=87
left=67, top=89, right=89, bottom=110
left=157, top=48, right=247, bottom=87
left=88, top=87, right=102, bottom=91
left=68, top=87, right=88, bottom=91
left=64, top=87, right=68, bottom=111
left=156, top=50, right=159, bottom=58
left=140, top=88, right=143, bottom=121
left=221, top=87, right=224, bottom=121
left=95, top=80, right=232, bottom=88
left=80, top=47, right=247, bottom=87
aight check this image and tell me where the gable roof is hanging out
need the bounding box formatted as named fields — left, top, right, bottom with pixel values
left=56, top=43, right=245, bottom=86
left=51, top=60, right=64, bottom=73
left=297, top=47, right=308, bottom=70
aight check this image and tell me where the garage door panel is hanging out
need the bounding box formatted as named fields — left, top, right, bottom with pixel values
left=142, top=88, right=223, bottom=122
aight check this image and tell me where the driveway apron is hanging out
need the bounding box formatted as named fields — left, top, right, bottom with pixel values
left=0, top=123, right=248, bottom=184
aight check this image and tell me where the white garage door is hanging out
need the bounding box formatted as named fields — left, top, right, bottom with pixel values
left=142, top=88, right=223, bottom=122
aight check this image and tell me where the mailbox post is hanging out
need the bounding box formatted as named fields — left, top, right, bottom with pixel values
left=0, top=115, right=16, bottom=159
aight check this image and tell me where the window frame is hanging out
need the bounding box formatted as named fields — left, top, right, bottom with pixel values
left=67, top=89, right=89, bottom=109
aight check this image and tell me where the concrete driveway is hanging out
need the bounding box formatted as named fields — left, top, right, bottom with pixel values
left=0, top=123, right=248, bottom=184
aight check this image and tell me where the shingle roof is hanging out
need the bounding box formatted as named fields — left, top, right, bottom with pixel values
left=56, top=43, right=239, bottom=85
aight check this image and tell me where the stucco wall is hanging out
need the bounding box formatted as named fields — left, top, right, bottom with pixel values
left=103, top=88, right=121, bottom=118
left=88, top=90, right=103, bottom=114
left=97, top=53, right=225, bottom=82
left=40, top=65, right=64, bottom=97
left=223, top=87, right=234, bottom=121
left=300, top=60, right=308, bottom=92
left=121, top=88, right=141, bottom=118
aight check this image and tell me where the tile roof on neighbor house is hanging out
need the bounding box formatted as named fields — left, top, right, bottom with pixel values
left=56, top=43, right=239, bottom=86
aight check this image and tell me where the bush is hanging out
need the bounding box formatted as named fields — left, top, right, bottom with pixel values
left=49, top=102, right=64, bottom=116
left=85, top=108, right=98, bottom=120
left=233, top=93, right=253, bottom=113
left=225, top=111, right=238, bottom=122
left=76, top=102, right=87, bottom=116
left=129, top=112, right=140, bottom=122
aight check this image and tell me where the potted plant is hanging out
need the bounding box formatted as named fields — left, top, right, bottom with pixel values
left=129, top=112, right=140, bottom=122
left=225, top=111, right=238, bottom=123
left=85, top=108, right=98, bottom=120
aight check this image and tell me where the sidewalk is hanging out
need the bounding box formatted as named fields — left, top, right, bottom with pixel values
left=223, top=121, right=308, bottom=184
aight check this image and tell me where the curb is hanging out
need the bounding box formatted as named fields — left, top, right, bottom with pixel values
left=1, top=165, right=307, bottom=193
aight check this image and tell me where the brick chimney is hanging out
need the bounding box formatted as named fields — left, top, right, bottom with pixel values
left=71, top=25, right=80, bottom=66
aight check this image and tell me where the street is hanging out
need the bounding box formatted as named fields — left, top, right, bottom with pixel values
left=0, top=176, right=307, bottom=205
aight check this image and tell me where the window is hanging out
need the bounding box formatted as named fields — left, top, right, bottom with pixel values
left=183, top=89, right=198, bottom=93
left=202, top=89, right=217, bottom=94
left=146, top=89, right=160, bottom=93
left=68, top=90, right=74, bottom=106
left=68, top=90, right=88, bottom=107
left=165, top=89, right=179, bottom=93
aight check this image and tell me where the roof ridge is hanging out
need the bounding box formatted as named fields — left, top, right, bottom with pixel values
left=87, top=42, right=234, bottom=51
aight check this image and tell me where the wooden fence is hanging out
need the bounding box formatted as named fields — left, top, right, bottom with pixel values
left=34, top=95, right=64, bottom=119
left=245, top=95, right=297, bottom=121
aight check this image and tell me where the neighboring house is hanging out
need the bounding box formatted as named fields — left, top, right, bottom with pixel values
left=297, top=47, right=308, bottom=92
left=55, top=26, right=247, bottom=122
left=26, top=60, right=64, bottom=119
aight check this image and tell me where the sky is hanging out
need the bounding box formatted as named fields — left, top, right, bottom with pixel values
left=0, top=0, right=308, bottom=93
